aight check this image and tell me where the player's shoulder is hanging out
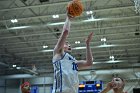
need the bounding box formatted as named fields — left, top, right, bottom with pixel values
left=53, top=52, right=66, bottom=61
left=66, top=53, right=77, bottom=61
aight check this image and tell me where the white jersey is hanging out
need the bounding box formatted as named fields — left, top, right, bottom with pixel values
left=52, top=52, right=79, bottom=93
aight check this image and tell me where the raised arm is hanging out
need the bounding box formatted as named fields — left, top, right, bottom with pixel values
left=53, top=16, right=71, bottom=55
left=77, top=32, right=93, bottom=69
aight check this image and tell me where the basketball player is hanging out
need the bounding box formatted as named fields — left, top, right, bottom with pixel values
left=21, top=82, right=31, bottom=93
left=101, top=78, right=126, bottom=93
left=52, top=13, right=93, bottom=93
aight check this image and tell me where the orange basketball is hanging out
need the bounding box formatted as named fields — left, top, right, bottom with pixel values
left=67, top=0, right=83, bottom=17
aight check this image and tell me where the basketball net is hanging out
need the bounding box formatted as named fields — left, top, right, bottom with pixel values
left=134, top=0, right=140, bottom=13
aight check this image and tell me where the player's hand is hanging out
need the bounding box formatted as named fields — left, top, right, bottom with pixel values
left=66, top=4, right=75, bottom=19
left=85, top=32, right=93, bottom=44
left=66, top=11, right=74, bottom=20
left=106, top=82, right=113, bottom=91
left=100, top=82, right=113, bottom=93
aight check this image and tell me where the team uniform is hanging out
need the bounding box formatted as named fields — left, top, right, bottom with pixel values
left=52, top=52, right=79, bottom=93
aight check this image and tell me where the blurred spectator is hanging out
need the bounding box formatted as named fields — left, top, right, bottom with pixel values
left=21, top=82, right=31, bottom=93
left=100, top=77, right=127, bottom=93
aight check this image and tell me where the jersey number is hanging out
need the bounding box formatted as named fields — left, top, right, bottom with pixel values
left=72, top=62, right=78, bottom=71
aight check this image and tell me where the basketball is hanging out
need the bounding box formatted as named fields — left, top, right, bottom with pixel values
left=67, top=0, right=83, bottom=17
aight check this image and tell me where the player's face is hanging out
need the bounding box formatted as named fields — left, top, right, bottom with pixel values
left=22, top=85, right=30, bottom=93
left=64, top=41, right=72, bottom=53
left=112, top=78, right=124, bottom=91
left=21, top=82, right=31, bottom=93
left=24, top=85, right=30, bottom=91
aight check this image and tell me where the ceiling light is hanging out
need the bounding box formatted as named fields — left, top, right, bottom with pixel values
left=73, top=47, right=86, bottom=50
left=93, top=60, right=122, bottom=64
left=82, top=18, right=102, bottom=22
left=52, top=15, right=59, bottom=18
left=41, top=49, right=53, bottom=52
left=106, top=60, right=121, bottom=63
left=101, top=38, right=106, bottom=42
left=52, top=15, right=55, bottom=18
left=75, top=41, right=80, bottom=44
left=109, top=56, right=114, bottom=59
left=9, top=26, right=30, bottom=30
left=77, top=41, right=80, bottom=44
left=12, top=65, right=16, bottom=67
left=16, top=67, right=21, bottom=69
left=90, top=11, right=93, bottom=14
left=86, top=11, right=93, bottom=15
left=55, top=15, right=59, bottom=18
left=43, top=45, right=48, bottom=48
left=97, top=44, right=117, bottom=48
left=11, top=19, right=18, bottom=23
left=109, top=56, right=115, bottom=61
